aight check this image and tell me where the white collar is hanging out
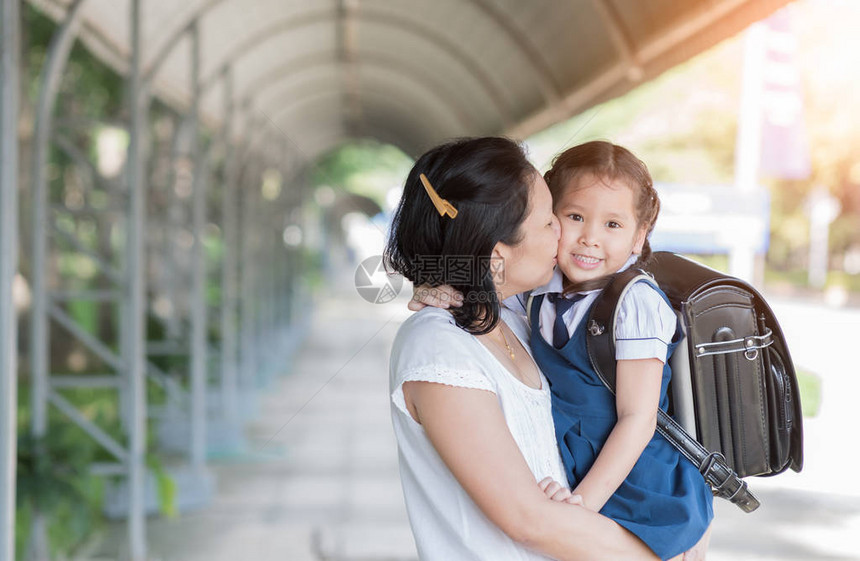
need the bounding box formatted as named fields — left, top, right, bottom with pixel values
left=531, top=254, right=639, bottom=297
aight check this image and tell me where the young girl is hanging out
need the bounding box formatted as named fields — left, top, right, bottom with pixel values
left=413, top=141, right=714, bottom=560
left=530, top=141, right=713, bottom=560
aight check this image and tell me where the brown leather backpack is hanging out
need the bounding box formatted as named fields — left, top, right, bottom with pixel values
left=586, top=252, right=804, bottom=512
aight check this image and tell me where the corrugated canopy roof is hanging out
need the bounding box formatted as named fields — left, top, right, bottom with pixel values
left=33, top=0, right=791, bottom=159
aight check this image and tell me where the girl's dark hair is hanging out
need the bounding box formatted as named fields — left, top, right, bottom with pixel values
left=544, top=140, right=660, bottom=293
left=385, top=137, right=536, bottom=335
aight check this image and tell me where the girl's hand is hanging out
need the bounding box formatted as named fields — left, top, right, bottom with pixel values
left=408, top=284, right=463, bottom=311
left=538, top=477, right=584, bottom=505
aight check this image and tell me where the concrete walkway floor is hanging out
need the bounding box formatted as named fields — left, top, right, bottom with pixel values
left=93, top=290, right=860, bottom=561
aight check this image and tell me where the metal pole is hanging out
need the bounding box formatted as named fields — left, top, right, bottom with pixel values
left=125, top=0, right=148, bottom=557
left=219, top=68, right=240, bottom=427
left=732, top=22, right=766, bottom=283
left=254, top=157, right=267, bottom=383
left=30, top=3, right=86, bottom=556
left=268, top=196, right=278, bottom=372
left=260, top=188, right=272, bottom=375
left=0, top=0, right=21, bottom=559
left=164, top=116, right=187, bottom=343
left=275, top=155, right=287, bottom=344
left=240, top=152, right=259, bottom=395
left=188, top=20, right=208, bottom=471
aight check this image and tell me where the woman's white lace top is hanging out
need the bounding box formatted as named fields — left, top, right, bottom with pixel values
left=390, top=307, right=566, bottom=560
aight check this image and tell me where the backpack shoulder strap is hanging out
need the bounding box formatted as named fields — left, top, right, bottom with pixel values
left=585, top=266, right=761, bottom=513
left=585, top=267, right=655, bottom=393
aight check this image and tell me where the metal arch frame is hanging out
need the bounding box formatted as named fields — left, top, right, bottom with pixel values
left=590, top=0, right=644, bottom=82
left=142, top=0, right=294, bottom=458
left=141, top=0, right=227, bottom=86
left=0, top=0, right=20, bottom=559
left=187, top=19, right=209, bottom=475
left=233, top=104, right=317, bottom=179
left=237, top=128, right=308, bottom=374
left=141, top=10, right=218, bottom=491
left=268, top=114, right=424, bottom=162
left=265, top=79, right=448, bottom=130
left=142, top=0, right=553, bottom=123
left=266, top=88, right=445, bottom=154
left=237, top=50, right=479, bottom=132
left=143, top=1, right=513, bottom=126
left=124, top=1, right=148, bottom=557
left=28, top=1, right=88, bottom=556
left=230, top=111, right=273, bottom=398
left=466, top=0, right=562, bottom=103
left=147, top=6, right=341, bottom=92
left=159, top=107, right=189, bottom=343
left=256, top=72, right=466, bottom=138
left=237, top=146, right=262, bottom=395
left=25, top=4, right=159, bottom=557
left=218, top=66, right=241, bottom=433
left=292, top=121, right=426, bottom=163
left=337, top=0, right=360, bottom=135
left=194, top=7, right=514, bottom=125
left=232, top=113, right=290, bottom=178
left=140, top=0, right=320, bottom=462
left=24, top=3, right=211, bottom=559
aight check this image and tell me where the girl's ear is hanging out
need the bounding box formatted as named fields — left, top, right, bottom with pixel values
left=632, top=226, right=648, bottom=255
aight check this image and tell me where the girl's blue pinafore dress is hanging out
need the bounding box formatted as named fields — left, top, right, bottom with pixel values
left=529, top=288, right=714, bottom=560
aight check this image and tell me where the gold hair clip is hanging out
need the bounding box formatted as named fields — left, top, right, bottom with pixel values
left=419, top=173, right=458, bottom=219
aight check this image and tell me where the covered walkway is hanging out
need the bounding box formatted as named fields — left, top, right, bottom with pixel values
left=2, top=1, right=797, bottom=560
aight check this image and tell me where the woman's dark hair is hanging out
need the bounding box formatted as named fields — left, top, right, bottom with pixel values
left=544, top=140, right=660, bottom=293
left=385, top=137, right=536, bottom=335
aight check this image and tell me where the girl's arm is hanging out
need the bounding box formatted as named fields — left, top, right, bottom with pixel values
left=403, top=380, right=657, bottom=561
left=408, top=284, right=530, bottom=317
left=407, top=284, right=463, bottom=311
left=570, top=358, right=664, bottom=512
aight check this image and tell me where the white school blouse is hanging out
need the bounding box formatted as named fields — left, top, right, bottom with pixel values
left=390, top=307, right=567, bottom=561
left=507, top=256, right=677, bottom=362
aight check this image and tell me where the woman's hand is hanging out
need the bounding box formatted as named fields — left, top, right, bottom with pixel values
left=408, top=284, right=464, bottom=311
left=404, top=381, right=657, bottom=560
left=538, top=477, right=584, bottom=506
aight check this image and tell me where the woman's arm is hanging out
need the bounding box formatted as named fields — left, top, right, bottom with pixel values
left=403, top=380, right=657, bottom=561
left=570, top=358, right=663, bottom=512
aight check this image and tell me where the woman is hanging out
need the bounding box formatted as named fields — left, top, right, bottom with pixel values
left=385, top=137, right=656, bottom=560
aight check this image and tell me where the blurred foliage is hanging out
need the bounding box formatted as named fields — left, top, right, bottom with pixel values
left=15, top=383, right=107, bottom=559
left=147, top=455, right=178, bottom=519
left=16, top=429, right=105, bottom=560
left=528, top=0, right=860, bottom=286
left=25, top=5, right=125, bottom=123
left=311, top=140, right=413, bottom=209
left=796, top=368, right=822, bottom=418
left=16, top=6, right=188, bottom=557
left=15, top=382, right=178, bottom=559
